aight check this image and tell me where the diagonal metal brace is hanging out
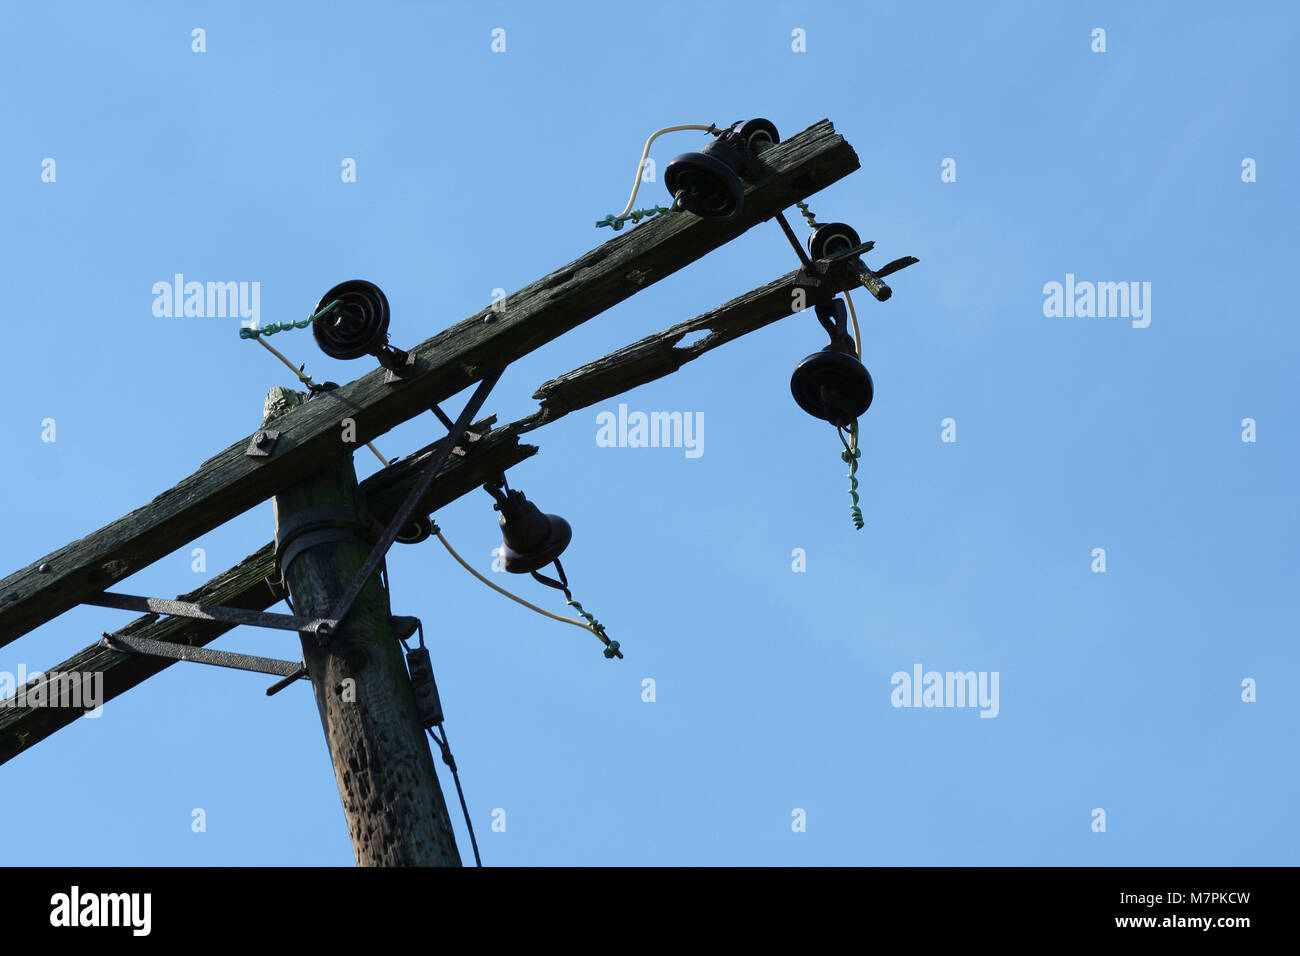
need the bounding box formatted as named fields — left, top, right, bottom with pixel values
left=326, top=369, right=504, bottom=629
left=100, top=633, right=309, bottom=681
left=85, top=591, right=336, bottom=640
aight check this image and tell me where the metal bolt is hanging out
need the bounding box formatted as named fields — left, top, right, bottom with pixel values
left=311, top=621, right=336, bottom=646
left=37, top=562, right=50, bottom=573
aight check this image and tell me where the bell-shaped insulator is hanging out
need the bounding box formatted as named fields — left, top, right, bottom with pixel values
left=487, top=486, right=572, bottom=574
left=790, top=347, right=874, bottom=428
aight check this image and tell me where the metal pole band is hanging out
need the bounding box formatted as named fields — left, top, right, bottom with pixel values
left=274, top=503, right=378, bottom=581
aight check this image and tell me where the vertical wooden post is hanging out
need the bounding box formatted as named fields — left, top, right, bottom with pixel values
left=264, top=387, right=461, bottom=867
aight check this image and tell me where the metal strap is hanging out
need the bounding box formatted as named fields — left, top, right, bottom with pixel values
left=85, top=591, right=335, bottom=638
left=274, top=503, right=378, bottom=580
left=101, top=633, right=309, bottom=680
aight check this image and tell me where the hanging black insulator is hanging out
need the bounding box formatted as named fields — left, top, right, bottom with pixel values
left=312, top=279, right=409, bottom=373
left=808, top=221, right=861, bottom=261
left=484, top=484, right=572, bottom=574
left=790, top=347, right=874, bottom=428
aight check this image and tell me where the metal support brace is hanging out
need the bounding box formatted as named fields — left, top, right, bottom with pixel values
left=84, top=591, right=336, bottom=640
left=101, top=633, right=309, bottom=681
left=81, top=374, right=504, bottom=646
left=325, top=369, right=504, bottom=628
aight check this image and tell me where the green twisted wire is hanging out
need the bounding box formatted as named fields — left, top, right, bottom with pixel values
left=596, top=205, right=672, bottom=230
left=796, top=200, right=821, bottom=229
left=839, top=422, right=864, bottom=531
left=238, top=299, right=342, bottom=340
left=567, top=598, right=622, bottom=658
left=239, top=316, right=313, bottom=339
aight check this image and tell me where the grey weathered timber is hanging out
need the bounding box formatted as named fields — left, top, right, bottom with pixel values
left=0, top=120, right=859, bottom=647
left=0, top=542, right=281, bottom=766
left=0, top=418, right=534, bottom=767
left=0, top=255, right=889, bottom=766
left=267, top=387, right=460, bottom=867
left=512, top=255, right=875, bottom=433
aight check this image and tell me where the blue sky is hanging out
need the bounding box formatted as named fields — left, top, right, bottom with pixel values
left=1, top=1, right=1296, bottom=865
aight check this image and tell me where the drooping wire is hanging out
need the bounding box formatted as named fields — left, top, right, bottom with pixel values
left=434, top=529, right=615, bottom=648
left=596, top=123, right=723, bottom=229
left=845, top=288, right=863, bottom=360
left=402, top=623, right=481, bottom=867
left=427, top=723, right=481, bottom=867
left=252, top=335, right=618, bottom=653
left=325, top=401, right=617, bottom=652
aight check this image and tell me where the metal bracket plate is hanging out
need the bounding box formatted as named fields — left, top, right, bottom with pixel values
left=247, top=429, right=281, bottom=457
left=325, top=369, right=503, bottom=628
left=824, top=239, right=877, bottom=263
left=384, top=352, right=418, bottom=384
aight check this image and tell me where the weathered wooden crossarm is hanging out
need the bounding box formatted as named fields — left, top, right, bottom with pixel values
left=1, top=248, right=896, bottom=766
left=851, top=252, right=921, bottom=301
left=511, top=254, right=873, bottom=432
left=0, top=119, right=859, bottom=647
left=0, top=420, right=535, bottom=766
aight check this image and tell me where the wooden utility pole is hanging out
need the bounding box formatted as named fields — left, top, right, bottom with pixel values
left=265, top=387, right=460, bottom=866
